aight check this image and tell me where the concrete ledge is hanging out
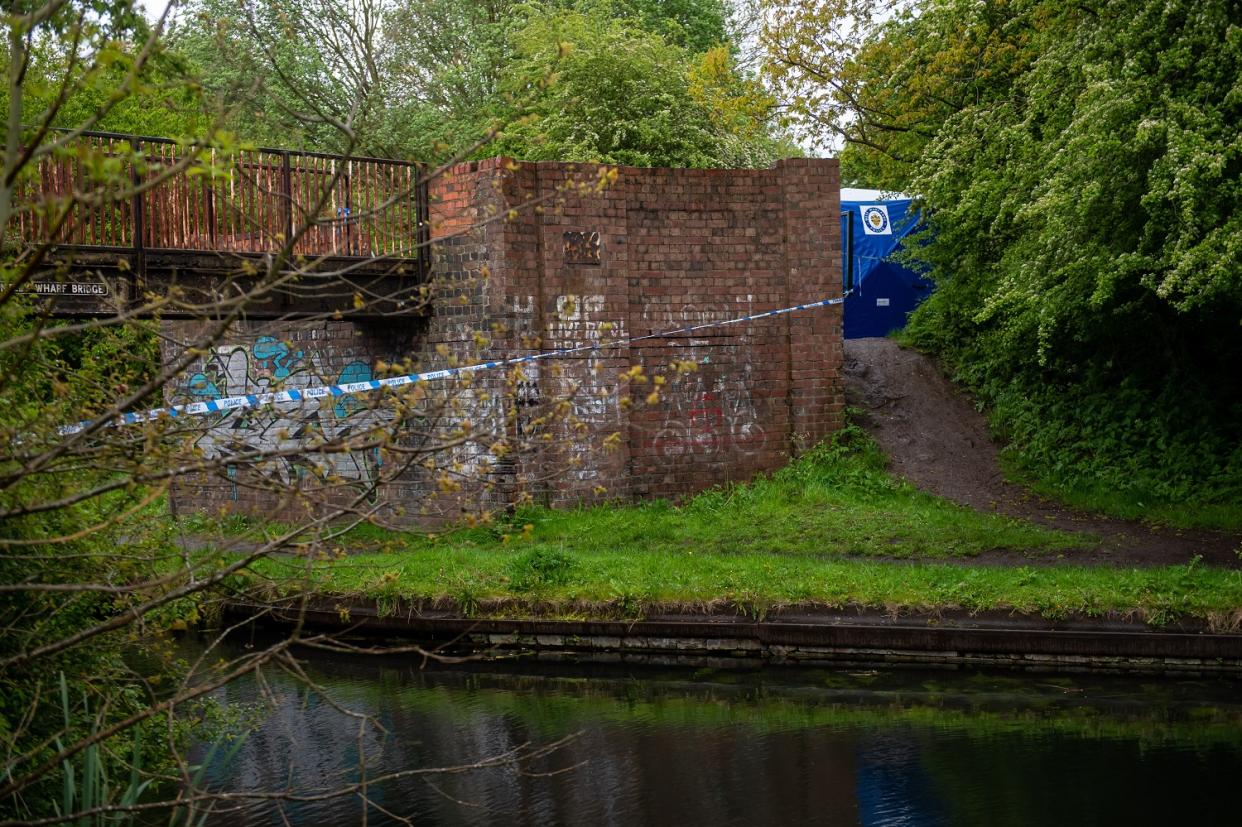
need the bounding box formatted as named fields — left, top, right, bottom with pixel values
left=223, top=600, right=1242, bottom=676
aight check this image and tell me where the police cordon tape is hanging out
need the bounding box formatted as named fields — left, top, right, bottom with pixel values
left=58, top=293, right=851, bottom=438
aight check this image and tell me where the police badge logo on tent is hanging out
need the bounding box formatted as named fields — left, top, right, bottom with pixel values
left=860, top=205, right=891, bottom=235
left=840, top=189, right=933, bottom=339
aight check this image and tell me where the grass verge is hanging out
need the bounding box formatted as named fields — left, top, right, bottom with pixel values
left=247, top=546, right=1242, bottom=629
left=206, top=425, right=1090, bottom=560
left=998, top=452, right=1242, bottom=531
left=204, top=429, right=1240, bottom=627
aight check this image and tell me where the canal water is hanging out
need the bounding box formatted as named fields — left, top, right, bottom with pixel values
left=192, top=641, right=1242, bottom=826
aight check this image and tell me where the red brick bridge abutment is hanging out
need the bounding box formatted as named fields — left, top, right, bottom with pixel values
left=17, top=139, right=844, bottom=521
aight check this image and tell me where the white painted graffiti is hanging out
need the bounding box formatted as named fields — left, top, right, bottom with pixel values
left=183, top=336, right=394, bottom=486
left=549, top=295, right=625, bottom=482
left=651, top=362, right=765, bottom=464
left=639, top=294, right=757, bottom=333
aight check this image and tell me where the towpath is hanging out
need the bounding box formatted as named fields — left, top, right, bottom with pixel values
left=843, top=338, right=1242, bottom=568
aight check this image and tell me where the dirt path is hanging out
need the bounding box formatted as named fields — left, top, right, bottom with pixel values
left=842, top=338, right=1242, bottom=567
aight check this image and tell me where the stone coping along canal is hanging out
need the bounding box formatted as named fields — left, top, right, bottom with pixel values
left=223, top=599, right=1242, bottom=676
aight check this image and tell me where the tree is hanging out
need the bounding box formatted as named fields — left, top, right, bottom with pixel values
left=605, top=0, right=732, bottom=53
left=490, top=5, right=790, bottom=167
left=760, top=0, right=899, bottom=158
left=761, top=0, right=1242, bottom=506
left=0, top=0, right=611, bottom=821
left=176, top=0, right=789, bottom=166
left=172, top=0, right=401, bottom=153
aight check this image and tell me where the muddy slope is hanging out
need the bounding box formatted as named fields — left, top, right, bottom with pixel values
left=842, top=338, right=1241, bottom=567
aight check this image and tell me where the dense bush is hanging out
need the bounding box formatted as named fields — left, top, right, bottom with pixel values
left=896, top=0, right=1241, bottom=512
left=777, top=0, right=1242, bottom=514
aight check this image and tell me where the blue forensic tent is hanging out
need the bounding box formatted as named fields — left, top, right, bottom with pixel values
left=840, top=188, right=931, bottom=339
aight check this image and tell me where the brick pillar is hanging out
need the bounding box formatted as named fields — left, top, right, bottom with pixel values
left=486, top=159, right=549, bottom=508
left=778, top=158, right=844, bottom=453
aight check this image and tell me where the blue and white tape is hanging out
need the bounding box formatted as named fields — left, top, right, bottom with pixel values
left=59, top=293, right=849, bottom=437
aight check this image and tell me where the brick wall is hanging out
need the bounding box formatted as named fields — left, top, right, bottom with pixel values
left=165, top=157, right=843, bottom=523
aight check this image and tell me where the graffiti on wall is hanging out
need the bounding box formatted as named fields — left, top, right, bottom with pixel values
left=183, top=336, right=393, bottom=487
left=547, top=295, right=626, bottom=482
left=639, top=294, right=758, bottom=340
left=650, top=362, right=765, bottom=464
left=635, top=297, right=768, bottom=466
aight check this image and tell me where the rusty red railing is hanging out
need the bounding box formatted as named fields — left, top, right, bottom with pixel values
left=11, top=131, right=430, bottom=270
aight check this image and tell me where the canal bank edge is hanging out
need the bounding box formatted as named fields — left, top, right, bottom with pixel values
left=222, top=599, right=1242, bottom=676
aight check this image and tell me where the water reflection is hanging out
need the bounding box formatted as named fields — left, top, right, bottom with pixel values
left=192, top=642, right=1242, bottom=826
left=857, top=734, right=947, bottom=827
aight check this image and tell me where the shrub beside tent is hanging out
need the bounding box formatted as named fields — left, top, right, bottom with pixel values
left=840, top=188, right=931, bottom=339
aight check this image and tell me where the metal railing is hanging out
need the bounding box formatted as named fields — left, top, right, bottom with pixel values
left=12, top=131, right=430, bottom=270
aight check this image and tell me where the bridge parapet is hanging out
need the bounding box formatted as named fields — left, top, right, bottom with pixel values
left=10, top=131, right=431, bottom=318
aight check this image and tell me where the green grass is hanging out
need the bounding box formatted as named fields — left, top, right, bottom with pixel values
left=998, top=452, right=1242, bottom=531
left=228, top=425, right=1089, bottom=561
left=248, top=542, right=1242, bottom=627
left=216, top=428, right=1242, bottom=627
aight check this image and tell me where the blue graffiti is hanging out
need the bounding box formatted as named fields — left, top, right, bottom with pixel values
left=333, top=361, right=372, bottom=418
left=252, top=336, right=304, bottom=380
left=186, top=373, right=219, bottom=398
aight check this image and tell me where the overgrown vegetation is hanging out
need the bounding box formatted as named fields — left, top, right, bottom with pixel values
left=0, top=302, right=179, bottom=814
left=175, top=0, right=793, bottom=165
left=765, top=0, right=1241, bottom=522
